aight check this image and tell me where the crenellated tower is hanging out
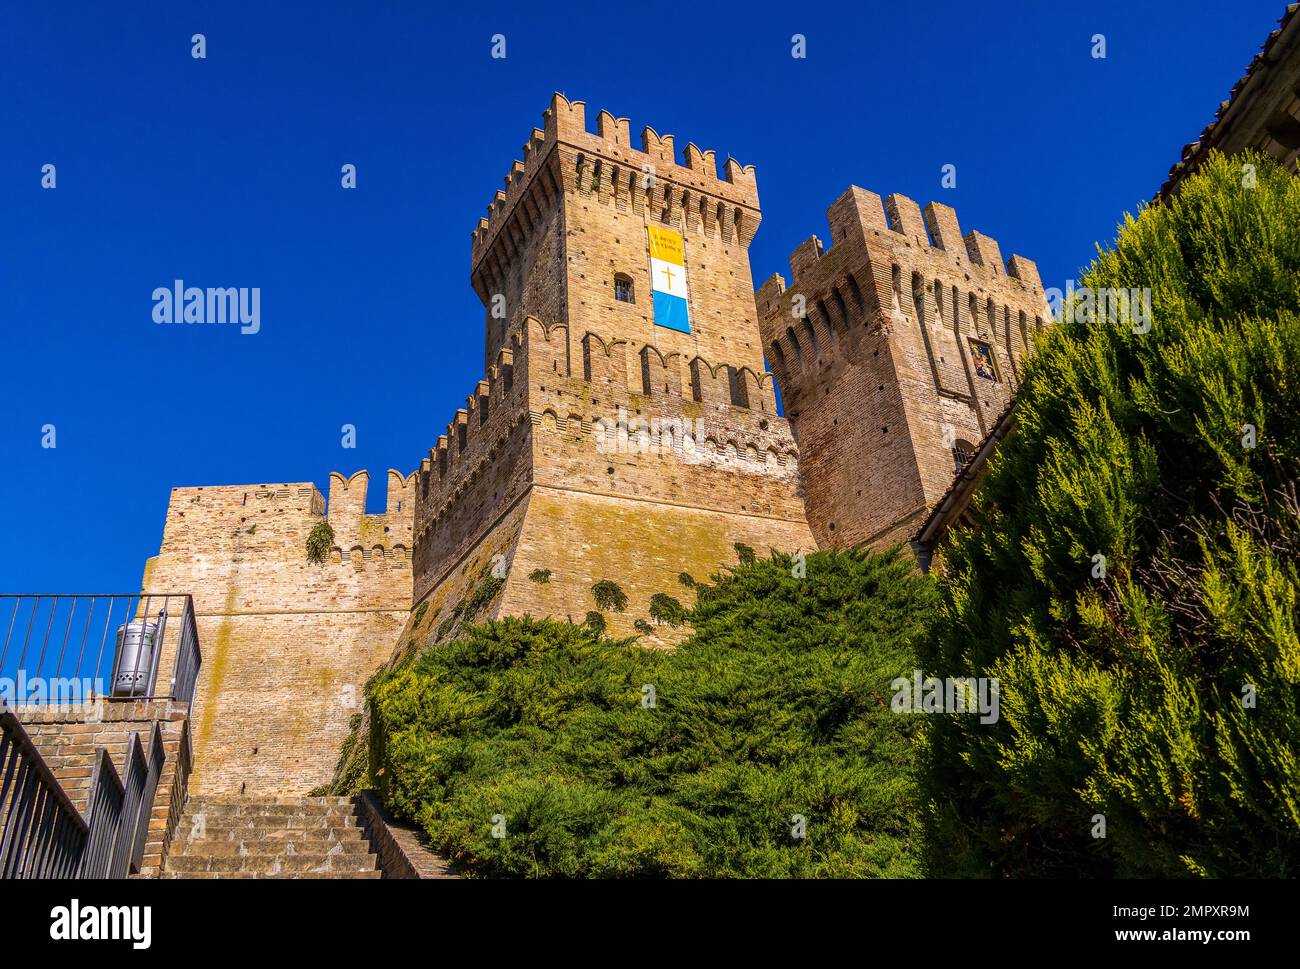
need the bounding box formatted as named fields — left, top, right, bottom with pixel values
left=407, top=93, right=814, bottom=649
left=756, top=186, right=1051, bottom=550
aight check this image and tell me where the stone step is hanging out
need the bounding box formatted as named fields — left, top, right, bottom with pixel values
left=162, top=795, right=382, bottom=880
left=177, top=812, right=359, bottom=829
left=182, top=802, right=360, bottom=819
left=196, top=796, right=353, bottom=808
left=171, top=836, right=368, bottom=858
left=166, top=851, right=377, bottom=874
left=162, top=870, right=383, bottom=879
left=175, top=826, right=367, bottom=845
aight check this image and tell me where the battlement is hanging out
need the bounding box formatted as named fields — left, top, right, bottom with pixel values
left=756, top=186, right=1050, bottom=397
left=410, top=309, right=806, bottom=607
left=146, top=476, right=415, bottom=796
left=160, top=472, right=415, bottom=568
left=760, top=186, right=1043, bottom=301
left=416, top=341, right=525, bottom=518
left=415, top=314, right=785, bottom=532
left=471, top=93, right=761, bottom=279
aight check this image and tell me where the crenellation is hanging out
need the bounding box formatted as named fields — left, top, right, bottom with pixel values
left=964, top=230, right=1004, bottom=272
left=684, top=143, right=717, bottom=178
left=756, top=184, right=1051, bottom=550
left=789, top=236, right=824, bottom=278
left=597, top=109, right=632, bottom=147
left=640, top=125, right=675, bottom=165
left=921, top=200, right=964, bottom=255
left=884, top=192, right=929, bottom=244
left=473, top=93, right=762, bottom=287
left=1006, top=253, right=1044, bottom=292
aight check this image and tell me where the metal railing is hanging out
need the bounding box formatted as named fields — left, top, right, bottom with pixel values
left=0, top=594, right=202, bottom=712
left=130, top=722, right=165, bottom=872
left=1, top=710, right=168, bottom=879
left=171, top=606, right=201, bottom=705
left=79, top=724, right=166, bottom=879
left=0, top=711, right=89, bottom=878
left=78, top=750, right=125, bottom=878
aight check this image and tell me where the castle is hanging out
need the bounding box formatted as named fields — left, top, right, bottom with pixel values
left=140, top=93, right=1051, bottom=795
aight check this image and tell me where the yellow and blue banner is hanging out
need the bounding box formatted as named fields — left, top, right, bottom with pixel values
left=648, top=225, right=690, bottom=333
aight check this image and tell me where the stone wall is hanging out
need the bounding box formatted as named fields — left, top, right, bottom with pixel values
left=352, top=791, right=459, bottom=878
left=141, top=476, right=412, bottom=795
left=757, top=186, right=1052, bottom=549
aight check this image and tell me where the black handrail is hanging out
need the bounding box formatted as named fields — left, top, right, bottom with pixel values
left=0, top=711, right=169, bottom=879
left=0, top=711, right=89, bottom=879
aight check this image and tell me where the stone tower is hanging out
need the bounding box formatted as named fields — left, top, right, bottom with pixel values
left=408, top=93, right=814, bottom=648
left=756, top=187, right=1051, bottom=550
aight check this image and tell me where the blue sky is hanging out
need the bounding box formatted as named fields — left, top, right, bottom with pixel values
left=0, top=0, right=1284, bottom=593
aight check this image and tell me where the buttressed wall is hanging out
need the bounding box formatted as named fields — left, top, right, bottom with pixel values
left=141, top=471, right=413, bottom=794
left=410, top=93, right=814, bottom=648
left=757, top=186, right=1052, bottom=550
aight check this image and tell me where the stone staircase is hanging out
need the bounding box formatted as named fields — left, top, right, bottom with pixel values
left=162, top=796, right=381, bottom=879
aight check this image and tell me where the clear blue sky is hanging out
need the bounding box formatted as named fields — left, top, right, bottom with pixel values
left=0, top=0, right=1284, bottom=593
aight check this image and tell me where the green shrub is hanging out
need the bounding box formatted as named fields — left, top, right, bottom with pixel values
left=365, top=548, right=936, bottom=877
left=591, top=579, right=628, bottom=612
left=583, top=611, right=607, bottom=635
left=463, top=576, right=505, bottom=618
left=924, top=150, right=1300, bottom=878
left=306, top=521, right=334, bottom=564
left=648, top=593, right=686, bottom=627
left=529, top=569, right=552, bottom=584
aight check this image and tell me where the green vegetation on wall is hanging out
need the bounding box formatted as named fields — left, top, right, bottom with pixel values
left=590, top=579, right=628, bottom=613
left=306, top=521, right=335, bottom=564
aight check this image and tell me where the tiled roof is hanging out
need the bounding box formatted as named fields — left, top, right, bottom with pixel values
left=1159, top=3, right=1300, bottom=197
left=912, top=401, right=1018, bottom=550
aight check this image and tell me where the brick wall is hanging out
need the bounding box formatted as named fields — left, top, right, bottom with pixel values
left=407, top=95, right=815, bottom=649
left=141, top=477, right=412, bottom=795
left=16, top=702, right=191, bottom=877
left=757, top=185, right=1052, bottom=549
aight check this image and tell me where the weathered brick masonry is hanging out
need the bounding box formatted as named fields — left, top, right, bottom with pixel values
left=756, top=187, right=1051, bottom=550
left=140, top=473, right=413, bottom=794
left=17, top=701, right=191, bottom=877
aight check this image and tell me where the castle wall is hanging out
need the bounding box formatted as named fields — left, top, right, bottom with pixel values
left=472, top=93, right=770, bottom=392
left=141, top=480, right=413, bottom=795
left=412, top=332, right=532, bottom=606
left=502, top=485, right=812, bottom=644
left=408, top=311, right=814, bottom=647
left=757, top=186, right=1051, bottom=548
